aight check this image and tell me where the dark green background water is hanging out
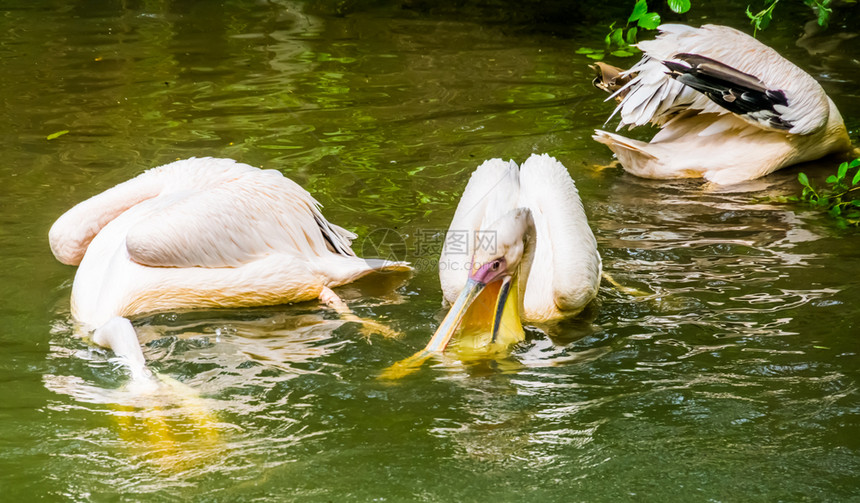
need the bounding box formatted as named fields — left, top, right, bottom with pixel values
left=1, top=1, right=858, bottom=500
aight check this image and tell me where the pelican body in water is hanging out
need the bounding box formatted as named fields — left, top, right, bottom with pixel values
left=383, top=154, right=601, bottom=377
left=50, top=157, right=410, bottom=381
left=592, top=24, right=853, bottom=185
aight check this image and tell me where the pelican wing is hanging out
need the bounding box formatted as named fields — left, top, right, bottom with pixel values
left=126, top=168, right=355, bottom=268
left=518, top=154, right=601, bottom=318
left=610, top=24, right=829, bottom=135
left=662, top=53, right=792, bottom=130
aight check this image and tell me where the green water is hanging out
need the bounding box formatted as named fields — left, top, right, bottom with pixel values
left=1, top=1, right=859, bottom=500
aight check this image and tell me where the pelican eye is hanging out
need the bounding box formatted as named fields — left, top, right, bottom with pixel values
left=491, top=260, right=501, bottom=271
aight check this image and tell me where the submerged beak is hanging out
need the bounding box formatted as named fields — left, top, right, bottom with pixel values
left=380, top=271, right=525, bottom=380
left=423, top=271, right=525, bottom=354
left=423, top=277, right=486, bottom=353
left=491, top=276, right=514, bottom=343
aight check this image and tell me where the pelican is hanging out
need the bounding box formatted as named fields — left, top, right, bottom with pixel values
left=592, top=24, right=853, bottom=185
left=49, top=157, right=410, bottom=382
left=382, top=154, right=601, bottom=378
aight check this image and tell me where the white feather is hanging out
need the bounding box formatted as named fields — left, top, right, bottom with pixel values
left=440, top=154, right=601, bottom=321
left=594, top=24, right=852, bottom=184
left=49, top=157, right=410, bottom=329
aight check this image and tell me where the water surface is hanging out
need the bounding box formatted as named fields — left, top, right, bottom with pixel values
left=1, top=1, right=859, bottom=501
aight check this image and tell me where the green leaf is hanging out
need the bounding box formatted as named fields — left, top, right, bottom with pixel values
left=626, top=27, right=639, bottom=45
left=849, top=159, right=860, bottom=169
left=852, top=168, right=860, bottom=186
left=758, top=11, right=772, bottom=30
left=818, top=8, right=829, bottom=26
left=586, top=53, right=605, bottom=60
left=826, top=175, right=838, bottom=184
left=798, top=172, right=810, bottom=188
left=576, top=47, right=596, bottom=54
left=837, top=161, right=848, bottom=180
left=667, top=0, right=692, bottom=13
left=610, top=28, right=625, bottom=46
left=629, top=0, right=649, bottom=22
left=46, top=130, right=69, bottom=140
left=611, top=50, right=635, bottom=57
left=637, top=12, right=662, bottom=29
left=809, top=0, right=833, bottom=27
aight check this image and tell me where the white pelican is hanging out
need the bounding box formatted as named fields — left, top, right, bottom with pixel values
left=382, top=154, right=601, bottom=377
left=50, top=157, right=410, bottom=382
left=592, top=24, right=853, bottom=185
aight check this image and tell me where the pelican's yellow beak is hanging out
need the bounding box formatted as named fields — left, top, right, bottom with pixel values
left=380, top=275, right=525, bottom=379
left=427, top=277, right=487, bottom=352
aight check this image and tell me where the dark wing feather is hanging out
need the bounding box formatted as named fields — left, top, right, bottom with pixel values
left=663, top=53, right=792, bottom=130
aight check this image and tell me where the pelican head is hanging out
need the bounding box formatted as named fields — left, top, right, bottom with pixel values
left=424, top=208, right=535, bottom=354
left=381, top=154, right=601, bottom=380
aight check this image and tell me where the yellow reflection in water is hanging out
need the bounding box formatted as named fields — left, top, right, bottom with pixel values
left=109, top=374, right=222, bottom=473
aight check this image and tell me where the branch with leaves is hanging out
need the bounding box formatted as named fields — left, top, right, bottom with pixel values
left=578, top=0, right=845, bottom=62
left=746, top=0, right=834, bottom=34
left=791, top=159, right=860, bottom=227
left=576, top=0, right=690, bottom=61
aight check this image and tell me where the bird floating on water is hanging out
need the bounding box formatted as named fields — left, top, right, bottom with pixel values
left=50, top=157, right=410, bottom=383
left=382, top=154, right=601, bottom=378
left=592, top=24, right=853, bottom=185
